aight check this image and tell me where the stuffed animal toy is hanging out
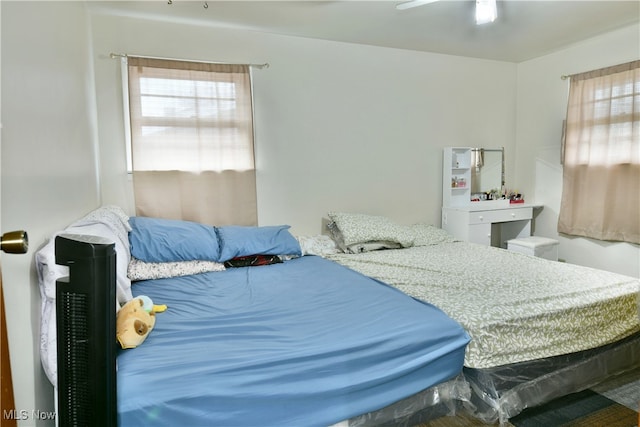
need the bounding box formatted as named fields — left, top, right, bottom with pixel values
left=116, top=296, right=167, bottom=349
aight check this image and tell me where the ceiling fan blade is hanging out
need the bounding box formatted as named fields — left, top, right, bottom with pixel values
left=395, top=0, right=440, bottom=11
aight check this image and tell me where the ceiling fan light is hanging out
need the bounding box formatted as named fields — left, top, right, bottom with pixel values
left=476, top=0, right=497, bottom=25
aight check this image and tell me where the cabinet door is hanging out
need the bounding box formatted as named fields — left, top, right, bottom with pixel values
left=468, top=224, right=491, bottom=246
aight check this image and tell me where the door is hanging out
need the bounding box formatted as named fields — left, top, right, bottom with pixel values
left=1, top=268, right=17, bottom=427
left=1, top=230, right=28, bottom=427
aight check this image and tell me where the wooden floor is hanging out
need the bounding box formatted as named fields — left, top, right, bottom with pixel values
left=416, top=411, right=513, bottom=426
left=415, top=405, right=638, bottom=427
left=416, top=369, right=640, bottom=427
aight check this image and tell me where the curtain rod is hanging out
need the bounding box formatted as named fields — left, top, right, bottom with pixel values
left=109, top=52, right=269, bottom=69
left=561, top=60, right=639, bottom=80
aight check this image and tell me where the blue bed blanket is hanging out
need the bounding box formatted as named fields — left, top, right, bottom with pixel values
left=118, top=256, right=469, bottom=427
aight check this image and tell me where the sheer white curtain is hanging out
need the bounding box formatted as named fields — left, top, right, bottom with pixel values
left=558, top=60, right=639, bottom=244
left=127, top=57, right=257, bottom=226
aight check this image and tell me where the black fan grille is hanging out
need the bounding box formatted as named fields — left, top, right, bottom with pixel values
left=59, top=290, right=91, bottom=426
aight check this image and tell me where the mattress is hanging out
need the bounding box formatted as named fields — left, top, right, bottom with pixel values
left=328, top=241, right=640, bottom=369
left=117, top=256, right=470, bottom=427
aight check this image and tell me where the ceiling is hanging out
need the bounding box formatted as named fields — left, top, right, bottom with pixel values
left=91, top=0, right=640, bottom=62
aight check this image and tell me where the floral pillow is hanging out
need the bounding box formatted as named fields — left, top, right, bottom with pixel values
left=409, top=224, right=457, bottom=246
left=327, top=212, right=415, bottom=250
left=326, top=221, right=348, bottom=253
left=128, top=257, right=225, bottom=281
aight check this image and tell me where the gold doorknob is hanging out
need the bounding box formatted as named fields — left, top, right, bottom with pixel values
left=1, top=230, right=28, bottom=254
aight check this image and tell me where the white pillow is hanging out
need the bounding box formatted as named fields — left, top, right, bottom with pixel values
left=296, top=235, right=339, bottom=257
left=36, top=205, right=133, bottom=387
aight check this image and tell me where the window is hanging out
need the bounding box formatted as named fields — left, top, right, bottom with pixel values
left=125, top=57, right=257, bottom=226
left=558, top=60, right=639, bottom=244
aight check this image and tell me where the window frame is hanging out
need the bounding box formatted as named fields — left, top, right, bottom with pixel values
left=120, top=56, right=256, bottom=174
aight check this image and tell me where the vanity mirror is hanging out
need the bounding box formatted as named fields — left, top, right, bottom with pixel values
left=442, top=146, right=506, bottom=208
left=470, top=147, right=504, bottom=200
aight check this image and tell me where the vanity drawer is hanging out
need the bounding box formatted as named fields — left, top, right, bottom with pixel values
left=468, top=207, right=532, bottom=224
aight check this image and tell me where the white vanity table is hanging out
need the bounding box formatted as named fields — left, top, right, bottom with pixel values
left=442, top=202, right=538, bottom=247
left=442, top=147, right=539, bottom=248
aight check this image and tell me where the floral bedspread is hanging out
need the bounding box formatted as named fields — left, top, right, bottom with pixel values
left=328, top=242, right=640, bottom=369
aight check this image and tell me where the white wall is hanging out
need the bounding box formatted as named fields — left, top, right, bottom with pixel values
left=1, top=2, right=637, bottom=425
left=515, top=24, right=640, bottom=277
left=1, top=2, right=99, bottom=425
left=89, top=10, right=517, bottom=235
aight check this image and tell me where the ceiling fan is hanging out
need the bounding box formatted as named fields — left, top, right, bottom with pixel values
left=396, top=0, right=498, bottom=25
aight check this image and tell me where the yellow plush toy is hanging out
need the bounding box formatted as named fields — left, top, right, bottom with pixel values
left=116, top=296, right=167, bottom=349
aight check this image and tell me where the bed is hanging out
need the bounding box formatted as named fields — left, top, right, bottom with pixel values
left=36, top=207, right=471, bottom=427
left=323, top=211, right=640, bottom=424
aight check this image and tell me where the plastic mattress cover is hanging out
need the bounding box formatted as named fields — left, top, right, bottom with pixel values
left=461, top=333, right=640, bottom=425
left=340, top=374, right=470, bottom=427
left=343, top=332, right=639, bottom=426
